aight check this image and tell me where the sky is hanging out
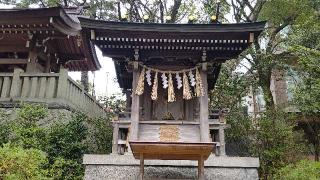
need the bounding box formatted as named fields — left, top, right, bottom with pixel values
left=68, top=47, right=123, bottom=97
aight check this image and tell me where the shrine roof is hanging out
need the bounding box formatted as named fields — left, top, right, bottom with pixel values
left=79, top=18, right=265, bottom=91
left=0, top=7, right=101, bottom=71
left=79, top=17, right=265, bottom=33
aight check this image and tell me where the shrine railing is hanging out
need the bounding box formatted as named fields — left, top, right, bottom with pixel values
left=0, top=68, right=106, bottom=117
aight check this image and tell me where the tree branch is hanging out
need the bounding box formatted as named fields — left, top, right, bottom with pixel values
left=169, top=0, right=182, bottom=23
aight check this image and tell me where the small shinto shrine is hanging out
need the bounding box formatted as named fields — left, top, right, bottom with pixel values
left=80, top=18, right=265, bottom=179
left=0, top=6, right=265, bottom=179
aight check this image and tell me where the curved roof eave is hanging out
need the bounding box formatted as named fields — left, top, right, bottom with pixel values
left=79, top=17, right=266, bottom=33
left=0, top=7, right=81, bottom=36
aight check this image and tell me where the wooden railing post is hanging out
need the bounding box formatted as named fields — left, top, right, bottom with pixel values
left=57, top=67, right=68, bottom=99
left=10, top=68, right=24, bottom=98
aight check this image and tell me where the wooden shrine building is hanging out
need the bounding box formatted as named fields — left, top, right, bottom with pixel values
left=79, top=18, right=265, bottom=179
left=0, top=6, right=265, bottom=179
left=0, top=7, right=105, bottom=117
left=0, top=7, right=100, bottom=73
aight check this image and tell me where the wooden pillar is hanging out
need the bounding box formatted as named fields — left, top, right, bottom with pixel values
left=129, top=62, right=140, bottom=141
left=139, top=153, right=144, bottom=180
left=125, top=90, right=132, bottom=118
left=198, top=155, right=204, bottom=180
left=112, top=122, right=119, bottom=154
left=199, top=67, right=210, bottom=142
left=45, top=55, right=51, bottom=73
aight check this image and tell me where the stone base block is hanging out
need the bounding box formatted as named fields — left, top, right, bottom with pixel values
left=83, top=154, right=259, bottom=180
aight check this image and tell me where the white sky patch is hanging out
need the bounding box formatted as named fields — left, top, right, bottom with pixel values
left=68, top=47, right=122, bottom=97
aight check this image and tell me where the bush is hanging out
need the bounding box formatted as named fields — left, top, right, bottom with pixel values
left=6, top=104, right=89, bottom=179
left=17, top=103, right=48, bottom=126
left=225, top=108, right=252, bottom=156
left=251, top=111, right=306, bottom=179
left=275, top=160, right=320, bottom=180
left=10, top=104, right=48, bottom=149
left=48, top=157, right=83, bottom=180
left=46, top=113, right=88, bottom=163
left=86, top=116, right=113, bottom=154
left=0, top=109, right=11, bottom=146
left=0, top=123, right=10, bottom=146
left=0, top=144, right=50, bottom=180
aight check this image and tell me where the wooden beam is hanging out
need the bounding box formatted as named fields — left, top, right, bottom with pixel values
left=0, top=45, right=29, bottom=52
left=0, top=58, right=27, bottom=64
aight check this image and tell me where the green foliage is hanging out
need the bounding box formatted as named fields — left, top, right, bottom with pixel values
left=3, top=104, right=90, bottom=179
left=87, top=117, right=113, bottom=154
left=0, top=109, right=10, bottom=146
left=291, top=46, right=320, bottom=114
left=0, top=143, right=50, bottom=180
left=225, top=108, right=252, bottom=156
left=100, top=94, right=126, bottom=115
left=46, top=113, right=88, bottom=163
left=17, top=103, right=48, bottom=126
left=210, top=62, right=251, bottom=110
left=0, top=123, right=10, bottom=146
left=11, top=104, right=48, bottom=149
left=275, top=160, right=320, bottom=180
left=11, top=125, right=47, bottom=150
left=259, top=0, right=311, bottom=25
left=48, top=157, right=83, bottom=180
left=202, top=0, right=230, bottom=22
left=289, top=46, right=320, bottom=161
left=250, top=111, right=305, bottom=178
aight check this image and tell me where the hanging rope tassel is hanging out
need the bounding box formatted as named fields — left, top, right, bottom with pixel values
left=183, top=72, right=192, bottom=100
left=151, top=72, right=158, bottom=100
left=195, top=68, right=205, bottom=97
left=135, top=68, right=145, bottom=95
left=168, top=73, right=176, bottom=102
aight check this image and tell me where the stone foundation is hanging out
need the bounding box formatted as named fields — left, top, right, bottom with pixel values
left=83, top=154, right=259, bottom=180
left=0, top=107, right=73, bottom=126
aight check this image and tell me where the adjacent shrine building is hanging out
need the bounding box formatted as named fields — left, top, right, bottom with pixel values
left=0, top=7, right=105, bottom=117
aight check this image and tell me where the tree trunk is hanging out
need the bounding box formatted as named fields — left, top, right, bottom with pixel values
left=81, top=71, right=89, bottom=92
left=258, top=67, right=275, bottom=111
left=315, top=142, right=319, bottom=161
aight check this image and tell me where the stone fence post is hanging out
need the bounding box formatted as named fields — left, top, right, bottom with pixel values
left=10, top=68, right=24, bottom=98
left=57, top=67, right=68, bottom=99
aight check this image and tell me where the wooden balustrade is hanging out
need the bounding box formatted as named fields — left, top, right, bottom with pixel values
left=0, top=68, right=106, bottom=117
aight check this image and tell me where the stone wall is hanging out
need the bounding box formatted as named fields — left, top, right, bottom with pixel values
left=0, top=107, right=73, bottom=126
left=85, top=165, right=258, bottom=180
left=83, top=154, right=259, bottom=180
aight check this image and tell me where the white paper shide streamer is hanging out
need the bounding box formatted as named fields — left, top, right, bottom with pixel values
left=189, top=70, right=196, bottom=86
left=135, top=64, right=205, bottom=102
left=146, top=69, right=152, bottom=86
left=161, top=73, right=168, bottom=89
left=176, top=73, right=182, bottom=89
